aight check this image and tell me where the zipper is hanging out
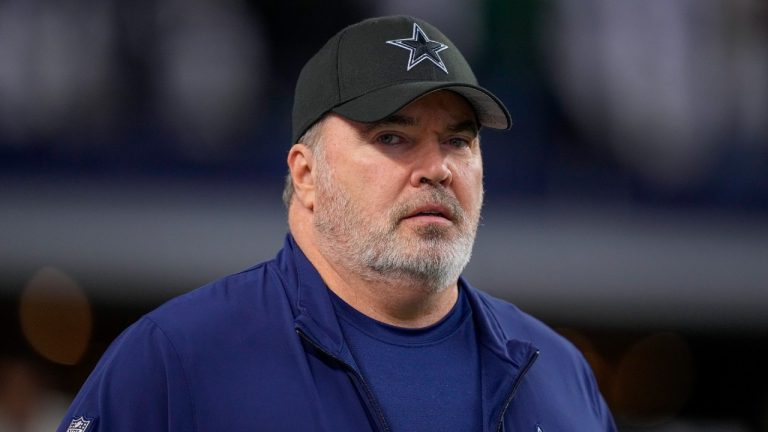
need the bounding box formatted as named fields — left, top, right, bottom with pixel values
left=296, top=329, right=390, bottom=432
left=495, top=350, right=540, bottom=432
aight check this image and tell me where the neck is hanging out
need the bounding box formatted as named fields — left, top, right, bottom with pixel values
left=289, top=208, right=458, bottom=328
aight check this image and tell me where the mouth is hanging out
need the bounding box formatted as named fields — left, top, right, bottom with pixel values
left=402, top=205, right=453, bottom=223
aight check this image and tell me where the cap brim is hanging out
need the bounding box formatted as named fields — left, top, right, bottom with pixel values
left=332, top=82, right=512, bottom=130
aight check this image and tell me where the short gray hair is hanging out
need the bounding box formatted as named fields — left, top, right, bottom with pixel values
left=282, top=118, right=325, bottom=209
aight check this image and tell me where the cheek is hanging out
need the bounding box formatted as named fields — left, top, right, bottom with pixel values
left=340, top=153, right=408, bottom=211
left=454, top=158, right=484, bottom=204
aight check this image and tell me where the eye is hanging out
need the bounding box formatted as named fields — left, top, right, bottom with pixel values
left=376, top=133, right=405, bottom=146
left=447, top=136, right=472, bottom=148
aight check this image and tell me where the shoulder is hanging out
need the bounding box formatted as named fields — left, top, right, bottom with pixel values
left=467, top=286, right=598, bottom=384
left=97, top=257, right=300, bottom=376
left=86, top=258, right=291, bottom=373
left=468, top=286, right=616, bottom=428
left=469, top=287, right=576, bottom=354
left=146, top=259, right=292, bottom=337
left=57, top=315, right=196, bottom=432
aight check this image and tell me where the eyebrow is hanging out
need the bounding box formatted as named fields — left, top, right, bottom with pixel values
left=359, top=115, right=478, bottom=137
left=359, top=114, right=417, bottom=135
left=448, top=120, right=479, bottom=137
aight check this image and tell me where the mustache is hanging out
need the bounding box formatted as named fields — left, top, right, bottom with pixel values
left=391, top=188, right=464, bottom=225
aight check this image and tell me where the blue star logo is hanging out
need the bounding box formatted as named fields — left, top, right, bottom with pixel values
left=386, top=23, right=449, bottom=74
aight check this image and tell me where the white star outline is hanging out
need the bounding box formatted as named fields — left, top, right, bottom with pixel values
left=386, top=23, right=450, bottom=74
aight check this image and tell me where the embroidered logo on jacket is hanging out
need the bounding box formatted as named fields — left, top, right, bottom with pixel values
left=67, top=416, right=94, bottom=432
left=386, top=23, right=449, bottom=73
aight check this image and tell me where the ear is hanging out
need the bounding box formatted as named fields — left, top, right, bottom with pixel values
left=287, top=143, right=316, bottom=210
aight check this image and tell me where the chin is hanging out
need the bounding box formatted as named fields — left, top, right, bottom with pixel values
left=413, top=223, right=452, bottom=239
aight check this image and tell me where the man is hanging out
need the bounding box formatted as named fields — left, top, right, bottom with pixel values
left=58, top=16, right=616, bottom=432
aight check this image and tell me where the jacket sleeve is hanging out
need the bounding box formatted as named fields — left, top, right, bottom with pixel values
left=578, top=353, right=618, bottom=432
left=57, top=317, right=195, bottom=432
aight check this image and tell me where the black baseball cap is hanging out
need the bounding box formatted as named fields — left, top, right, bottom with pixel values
left=291, top=15, right=511, bottom=143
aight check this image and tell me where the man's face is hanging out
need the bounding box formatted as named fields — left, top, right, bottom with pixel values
left=312, top=90, right=484, bottom=291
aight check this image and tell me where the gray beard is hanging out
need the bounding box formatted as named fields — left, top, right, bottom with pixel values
left=313, top=157, right=480, bottom=292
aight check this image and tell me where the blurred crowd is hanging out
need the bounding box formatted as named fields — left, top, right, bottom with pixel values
left=0, top=0, right=766, bottom=210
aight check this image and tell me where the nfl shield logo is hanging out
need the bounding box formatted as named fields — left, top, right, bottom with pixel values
left=67, top=416, right=93, bottom=432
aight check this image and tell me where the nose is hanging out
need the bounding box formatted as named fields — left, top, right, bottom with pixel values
left=409, top=142, right=452, bottom=187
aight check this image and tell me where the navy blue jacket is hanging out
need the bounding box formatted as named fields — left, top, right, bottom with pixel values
left=58, top=235, right=616, bottom=431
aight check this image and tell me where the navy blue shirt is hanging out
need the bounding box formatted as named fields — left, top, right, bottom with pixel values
left=331, top=287, right=482, bottom=431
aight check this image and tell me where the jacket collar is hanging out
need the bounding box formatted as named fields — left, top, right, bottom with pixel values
left=462, top=279, right=540, bottom=430
left=280, top=234, right=535, bottom=351
left=278, top=233, right=539, bottom=428
left=278, top=234, right=356, bottom=365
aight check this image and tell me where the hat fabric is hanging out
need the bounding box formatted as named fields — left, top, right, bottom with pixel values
left=291, top=15, right=511, bottom=143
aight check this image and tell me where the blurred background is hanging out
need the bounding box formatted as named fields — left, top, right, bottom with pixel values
left=1, top=0, right=767, bottom=430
